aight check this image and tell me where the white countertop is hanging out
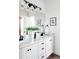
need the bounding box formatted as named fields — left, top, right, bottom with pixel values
left=19, top=34, right=53, bottom=49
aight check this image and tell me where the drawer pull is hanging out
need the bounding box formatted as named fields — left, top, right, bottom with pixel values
left=41, top=56, right=44, bottom=58
left=41, top=43, right=44, bottom=44
left=41, top=48, right=44, bottom=50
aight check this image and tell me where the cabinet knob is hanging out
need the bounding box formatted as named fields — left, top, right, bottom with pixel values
left=27, top=49, right=31, bottom=51
left=27, top=49, right=29, bottom=51
left=30, top=49, right=31, bottom=50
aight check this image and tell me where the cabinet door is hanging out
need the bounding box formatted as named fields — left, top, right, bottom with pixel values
left=38, top=41, right=45, bottom=55
left=21, top=44, right=38, bottom=59
left=22, top=46, right=32, bottom=59
left=31, top=44, right=38, bottom=59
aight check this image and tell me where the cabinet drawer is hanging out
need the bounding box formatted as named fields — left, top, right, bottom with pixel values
left=38, top=42, right=45, bottom=55
left=38, top=41, right=45, bottom=47
left=22, top=44, right=38, bottom=59
left=39, top=47, right=45, bottom=55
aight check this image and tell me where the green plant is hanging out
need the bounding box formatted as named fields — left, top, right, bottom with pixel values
left=25, top=27, right=40, bottom=32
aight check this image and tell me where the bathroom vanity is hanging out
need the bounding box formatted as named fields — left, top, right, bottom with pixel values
left=19, top=35, right=54, bottom=59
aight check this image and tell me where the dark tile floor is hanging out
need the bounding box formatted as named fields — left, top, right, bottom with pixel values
left=47, top=53, right=60, bottom=59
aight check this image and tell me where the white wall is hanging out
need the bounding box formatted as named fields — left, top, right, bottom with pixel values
left=44, top=0, right=60, bottom=55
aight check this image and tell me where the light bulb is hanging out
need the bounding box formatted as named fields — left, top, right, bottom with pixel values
left=30, top=6, right=34, bottom=11
left=35, top=8, right=40, bottom=13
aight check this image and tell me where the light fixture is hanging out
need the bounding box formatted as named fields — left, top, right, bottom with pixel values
left=20, top=0, right=42, bottom=12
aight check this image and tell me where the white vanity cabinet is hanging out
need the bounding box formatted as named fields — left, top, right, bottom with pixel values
left=19, top=36, right=54, bottom=59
